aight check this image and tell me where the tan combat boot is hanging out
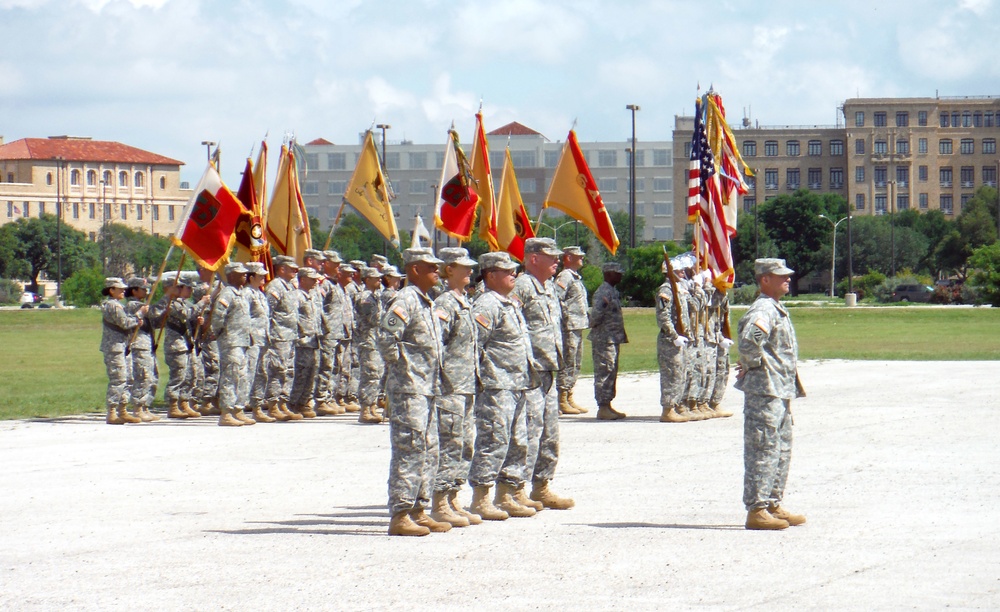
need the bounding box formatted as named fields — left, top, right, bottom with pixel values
left=267, top=402, right=289, bottom=422
left=567, top=391, right=589, bottom=414
left=711, top=403, right=734, bottom=418
left=139, top=406, right=160, bottom=422
left=193, top=401, right=209, bottom=416
left=280, top=402, right=303, bottom=421
left=449, top=490, right=482, bottom=525
left=768, top=504, right=806, bottom=526
left=596, top=403, right=626, bottom=421
left=167, top=400, right=187, bottom=419
left=180, top=400, right=202, bottom=419
left=530, top=480, right=575, bottom=510
left=106, top=404, right=126, bottom=425
left=217, top=407, right=244, bottom=427
left=300, top=402, right=317, bottom=419
left=745, top=507, right=789, bottom=530
left=410, top=508, right=451, bottom=533
left=343, top=397, right=361, bottom=413
left=470, top=485, right=509, bottom=521
left=315, top=401, right=338, bottom=416
left=388, top=510, right=430, bottom=537
left=558, top=390, right=582, bottom=415
left=514, top=484, right=544, bottom=512
left=118, top=403, right=142, bottom=424
left=233, top=407, right=256, bottom=425
left=660, top=405, right=686, bottom=423
left=494, top=482, right=536, bottom=517
left=252, top=405, right=276, bottom=423
left=430, top=491, right=469, bottom=527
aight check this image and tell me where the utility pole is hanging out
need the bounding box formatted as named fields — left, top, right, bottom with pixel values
left=626, top=104, right=640, bottom=249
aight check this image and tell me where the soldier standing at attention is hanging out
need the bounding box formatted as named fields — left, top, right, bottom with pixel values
left=355, top=267, right=386, bottom=424
left=125, top=277, right=159, bottom=422
left=288, top=266, right=323, bottom=418
left=589, top=262, right=628, bottom=421
left=378, top=247, right=449, bottom=537
left=657, top=257, right=692, bottom=423
left=554, top=246, right=590, bottom=416
left=335, top=264, right=359, bottom=413
left=263, top=256, right=302, bottom=421
left=709, top=284, right=734, bottom=418
left=514, top=237, right=574, bottom=511
left=211, top=262, right=256, bottom=427
left=152, top=276, right=202, bottom=420
left=193, top=268, right=221, bottom=416
left=100, top=277, right=146, bottom=425
left=243, top=262, right=275, bottom=423
left=315, top=251, right=345, bottom=416
left=735, top=258, right=807, bottom=531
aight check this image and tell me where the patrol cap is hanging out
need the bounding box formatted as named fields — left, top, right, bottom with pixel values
left=177, top=273, right=199, bottom=288
left=438, top=247, right=477, bottom=268
left=523, top=237, right=562, bottom=257
left=339, top=264, right=357, bottom=274
left=245, top=262, right=267, bottom=276
left=672, top=252, right=697, bottom=271
left=384, top=265, right=403, bottom=278
left=362, top=267, right=383, bottom=279
left=303, top=249, right=325, bottom=262
left=754, top=258, right=794, bottom=276
left=479, top=251, right=518, bottom=271
left=104, top=277, right=127, bottom=289
left=370, top=254, right=389, bottom=268
left=349, top=260, right=366, bottom=269
left=224, top=261, right=249, bottom=275
left=562, top=246, right=585, bottom=257
left=126, top=276, right=150, bottom=289
left=602, top=262, right=623, bottom=274
left=402, top=247, right=443, bottom=266
left=273, top=255, right=299, bottom=269
left=298, top=266, right=322, bottom=279
left=323, top=250, right=343, bottom=263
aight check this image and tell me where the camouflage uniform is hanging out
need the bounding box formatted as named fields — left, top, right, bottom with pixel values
left=245, top=284, right=270, bottom=409
left=193, top=282, right=221, bottom=407
left=315, top=276, right=345, bottom=407
left=434, top=289, right=479, bottom=494
left=378, top=283, right=443, bottom=517
left=467, top=289, right=534, bottom=488
left=735, top=293, right=803, bottom=511
left=513, top=273, right=563, bottom=484
left=100, top=296, right=141, bottom=406
left=655, top=279, right=689, bottom=409
left=683, top=280, right=707, bottom=406
left=126, top=296, right=156, bottom=410
left=589, top=281, right=628, bottom=405
left=263, top=275, right=298, bottom=407
left=152, top=292, right=195, bottom=403
left=554, top=267, right=588, bottom=394
left=699, top=282, right=719, bottom=407
left=336, top=280, right=357, bottom=404
left=211, top=280, right=251, bottom=413
left=710, top=290, right=733, bottom=408
left=355, top=285, right=385, bottom=408
left=288, top=282, right=321, bottom=410
left=345, top=279, right=361, bottom=403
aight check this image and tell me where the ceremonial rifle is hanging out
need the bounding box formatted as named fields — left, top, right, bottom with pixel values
left=662, top=246, right=686, bottom=338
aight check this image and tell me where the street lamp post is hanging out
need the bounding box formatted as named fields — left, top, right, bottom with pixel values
left=376, top=124, right=391, bottom=168
left=53, top=157, right=64, bottom=301
left=752, top=167, right=761, bottom=258
left=888, top=179, right=896, bottom=277
left=538, top=220, right=575, bottom=244
left=100, top=179, right=108, bottom=274
left=845, top=132, right=854, bottom=297
left=819, top=214, right=848, bottom=298
left=626, top=104, right=640, bottom=249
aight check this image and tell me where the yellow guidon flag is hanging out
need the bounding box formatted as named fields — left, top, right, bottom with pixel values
left=265, top=143, right=312, bottom=266
left=470, top=110, right=499, bottom=250
left=343, top=130, right=400, bottom=249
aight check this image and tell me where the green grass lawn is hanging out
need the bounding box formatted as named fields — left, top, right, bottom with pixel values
left=2, top=306, right=999, bottom=420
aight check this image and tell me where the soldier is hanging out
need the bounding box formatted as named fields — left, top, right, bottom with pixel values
left=684, top=270, right=714, bottom=420
left=243, top=261, right=275, bottom=423
left=554, top=245, right=590, bottom=416
left=708, top=283, right=735, bottom=418
left=288, top=266, right=323, bottom=418
left=656, top=256, right=693, bottom=423
left=100, top=277, right=146, bottom=425
left=376, top=265, right=404, bottom=416
left=378, top=247, right=449, bottom=537
left=514, top=237, right=574, bottom=510
left=211, top=262, right=256, bottom=426
left=735, top=258, right=807, bottom=531
left=263, top=256, right=303, bottom=421
left=370, top=253, right=390, bottom=272
left=151, top=275, right=202, bottom=420
left=125, top=277, right=159, bottom=422
left=467, top=252, right=535, bottom=522
left=315, top=250, right=346, bottom=416
left=589, top=262, right=628, bottom=420
left=346, top=260, right=365, bottom=410
left=428, top=247, right=481, bottom=527
left=355, top=266, right=386, bottom=424
left=192, top=268, right=221, bottom=416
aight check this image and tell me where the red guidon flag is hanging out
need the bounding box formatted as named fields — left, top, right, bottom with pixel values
left=435, top=127, right=479, bottom=241
left=171, top=163, right=243, bottom=271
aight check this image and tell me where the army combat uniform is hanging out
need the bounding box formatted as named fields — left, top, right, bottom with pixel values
left=263, top=269, right=300, bottom=416
left=211, top=263, right=254, bottom=426
left=589, top=279, right=628, bottom=410
left=554, top=262, right=589, bottom=414
left=655, top=274, right=692, bottom=422
left=100, top=278, right=142, bottom=424
left=125, top=281, right=158, bottom=422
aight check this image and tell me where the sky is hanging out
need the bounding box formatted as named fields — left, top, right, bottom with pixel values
left=2, top=0, right=1000, bottom=185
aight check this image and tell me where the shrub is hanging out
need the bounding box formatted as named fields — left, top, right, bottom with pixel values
left=0, top=278, right=23, bottom=304
left=837, top=270, right=886, bottom=301
left=63, top=267, right=105, bottom=307
left=730, top=283, right=759, bottom=305
left=968, top=242, right=1000, bottom=307
left=580, top=264, right=603, bottom=302
left=872, top=275, right=921, bottom=303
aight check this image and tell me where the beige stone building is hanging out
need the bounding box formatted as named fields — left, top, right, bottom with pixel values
left=0, top=136, right=192, bottom=241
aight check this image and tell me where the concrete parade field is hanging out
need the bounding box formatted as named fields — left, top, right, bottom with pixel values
left=2, top=360, right=998, bottom=610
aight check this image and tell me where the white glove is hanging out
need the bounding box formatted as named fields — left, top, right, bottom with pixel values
left=673, top=336, right=689, bottom=348
left=721, top=338, right=734, bottom=349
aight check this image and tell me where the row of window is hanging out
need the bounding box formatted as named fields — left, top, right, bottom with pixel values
left=853, top=192, right=971, bottom=215
left=756, top=168, right=845, bottom=190
left=852, top=165, right=997, bottom=187
left=852, top=109, right=1000, bottom=129
left=38, top=169, right=165, bottom=190
left=4, top=200, right=177, bottom=222
left=855, top=137, right=997, bottom=156
left=305, top=176, right=675, bottom=197
left=743, top=139, right=844, bottom=158
left=304, top=148, right=675, bottom=172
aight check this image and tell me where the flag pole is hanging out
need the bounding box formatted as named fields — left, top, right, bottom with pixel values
left=154, top=251, right=186, bottom=352
left=125, top=243, right=174, bottom=352
left=323, top=198, right=347, bottom=250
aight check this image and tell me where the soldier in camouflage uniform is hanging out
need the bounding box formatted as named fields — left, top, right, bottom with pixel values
left=681, top=271, right=710, bottom=421
left=151, top=275, right=202, bottom=419
left=100, top=277, right=146, bottom=425
left=125, top=277, right=159, bottom=422
left=288, top=266, right=323, bottom=418
left=355, top=267, right=386, bottom=424
left=428, top=248, right=481, bottom=527
left=335, top=264, right=359, bottom=412
left=589, top=262, right=628, bottom=421
left=378, top=247, right=449, bottom=537
left=467, top=252, right=536, bottom=521
left=263, top=256, right=302, bottom=421
left=210, top=262, right=256, bottom=426
left=346, top=260, right=365, bottom=409
left=243, top=261, right=275, bottom=423
left=314, top=250, right=345, bottom=415
left=376, top=265, right=404, bottom=416
left=735, top=258, right=806, bottom=531
left=554, top=246, right=590, bottom=416
left=515, top=237, right=574, bottom=511
left=709, top=285, right=734, bottom=418
left=656, top=256, right=692, bottom=423
left=192, top=268, right=221, bottom=416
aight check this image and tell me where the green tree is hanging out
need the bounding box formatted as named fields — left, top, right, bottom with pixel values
left=63, top=266, right=105, bottom=307
left=0, top=215, right=97, bottom=292
left=846, top=216, right=929, bottom=278
left=909, top=209, right=954, bottom=276
left=100, top=223, right=174, bottom=279
left=731, top=211, right=778, bottom=284
left=617, top=241, right=686, bottom=306
left=968, top=242, right=1000, bottom=306
left=933, top=197, right=998, bottom=279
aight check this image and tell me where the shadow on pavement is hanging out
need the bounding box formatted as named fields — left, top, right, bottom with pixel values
left=581, top=521, right=744, bottom=531
left=207, top=506, right=389, bottom=537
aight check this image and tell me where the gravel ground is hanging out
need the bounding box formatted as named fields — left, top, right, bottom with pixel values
left=2, top=360, right=998, bottom=610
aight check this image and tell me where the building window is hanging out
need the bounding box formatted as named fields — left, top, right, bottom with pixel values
left=118, top=171, right=128, bottom=187
left=326, top=153, right=345, bottom=170
left=520, top=178, right=537, bottom=193
left=939, top=139, right=953, bottom=155
left=302, top=181, right=319, bottom=195
left=874, top=166, right=887, bottom=186
left=873, top=112, right=887, bottom=127
left=159, top=176, right=166, bottom=190
left=46, top=173, right=52, bottom=186
left=974, top=112, right=983, bottom=127
left=23, top=202, right=29, bottom=217
left=855, top=111, right=865, bottom=127
left=408, top=152, right=427, bottom=170
left=808, top=140, right=822, bottom=156
left=962, top=111, right=972, bottom=127
left=70, top=169, right=81, bottom=186
left=786, top=168, right=800, bottom=189
left=489, top=151, right=504, bottom=170
left=961, top=193, right=973, bottom=209
left=435, top=152, right=446, bottom=169
left=544, top=150, right=560, bottom=168
left=961, top=166, right=975, bottom=187
left=786, top=140, right=800, bottom=156
left=652, top=177, right=671, bottom=191
left=653, top=203, right=672, bottom=216
left=830, top=168, right=844, bottom=188
left=39, top=202, right=46, bottom=216
left=168, top=206, right=175, bottom=222
left=855, top=139, right=865, bottom=154
left=855, top=194, right=865, bottom=210
left=745, top=174, right=755, bottom=190
left=510, top=151, right=536, bottom=168
left=940, top=194, right=953, bottom=215
left=652, top=149, right=670, bottom=166
left=897, top=194, right=909, bottom=211
left=626, top=178, right=645, bottom=192
left=940, top=113, right=950, bottom=128
left=919, top=193, right=928, bottom=209
left=653, top=227, right=674, bottom=241
left=384, top=152, right=400, bottom=170
left=305, top=153, right=319, bottom=170
left=896, top=139, right=909, bottom=155
left=103, top=170, right=112, bottom=186
left=6, top=201, right=12, bottom=218
left=875, top=194, right=887, bottom=215
left=919, top=165, right=928, bottom=181
left=72, top=202, right=79, bottom=219
left=983, top=165, right=997, bottom=186
left=89, top=202, right=95, bottom=219
left=743, top=196, right=756, bottom=212
left=830, top=140, right=844, bottom=156
left=134, top=172, right=144, bottom=188
left=6, top=172, right=13, bottom=183
left=807, top=168, right=822, bottom=189
left=764, top=141, right=778, bottom=156
left=874, top=140, right=888, bottom=155
left=918, top=138, right=928, bottom=154
left=87, top=170, right=97, bottom=186
left=952, top=111, right=960, bottom=127
left=918, top=111, right=928, bottom=126
left=896, top=166, right=909, bottom=186
left=984, top=139, right=997, bottom=155
left=960, top=138, right=974, bottom=154
left=764, top=169, right=778, bottom=189
left=597, top=150, right=617, bottom=167
left=409, top=179, right=427, bottom=195
left=940, top=167, right=953, bottom=187
left=743, top=140, right=757, bottom=157
left=986, top=112, right=995, bottom=128
left=136, top=205, right=143, bottom=221
left=597, top=177, right=617, bottom=193
left=328, top=180, right=346, bottom=195
left=152, top=205, right=159, bottom=221
left=120, top=204, right=127, bottom=220
left=896, top=112, right=909, bottom=127
left=626, top=149, right=645, bottom=167
left=855, top=167, right=865, bottom=183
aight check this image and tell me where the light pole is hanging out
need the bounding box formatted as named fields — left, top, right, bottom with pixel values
left=752, top=167, right=761, bottom=258
left=845, top=132, right=854, bottom=297
left=538, top=220, right=576, bottom=244
left=626, top=104, right=640, bottom=249
left=201, top=140, right=216, bottom=168
left=100, top=179, right=108, bottom=274
left=376, top=124, right=391, bottom=169
left=53, top=156, right=64, bottom=301
left=819, top=214, right=848, bottom=297
left=888, top=179, right=896, bottom=277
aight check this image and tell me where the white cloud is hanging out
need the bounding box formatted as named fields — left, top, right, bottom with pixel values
left=959, top=0, right=991, bottom=15
left=452, top=0, right=588, bottom=64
